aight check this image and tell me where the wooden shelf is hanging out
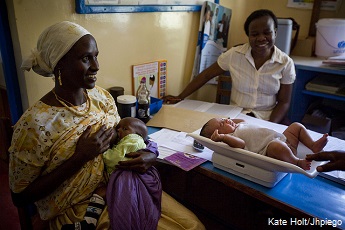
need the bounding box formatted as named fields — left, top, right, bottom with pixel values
left=302, top=90, right=345, bottom=102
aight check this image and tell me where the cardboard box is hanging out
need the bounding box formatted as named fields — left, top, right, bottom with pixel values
left=290, top=37, right=315, bottom=57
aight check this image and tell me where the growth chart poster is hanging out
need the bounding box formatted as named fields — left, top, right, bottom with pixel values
left=132, top=60, right=167, bottom=99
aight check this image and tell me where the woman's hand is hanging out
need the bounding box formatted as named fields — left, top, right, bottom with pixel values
left=162, top=95, right=182, bottom=104
left=116, top=150, right=157, bottom=173
left=306, top=150, right=345, bottom=172
left=75, top=125, right=114, bottom=163
left=12, top=125, right=114, bottom=207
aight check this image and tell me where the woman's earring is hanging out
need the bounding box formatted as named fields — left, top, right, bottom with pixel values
left=58, top=69, right=62, bottom=86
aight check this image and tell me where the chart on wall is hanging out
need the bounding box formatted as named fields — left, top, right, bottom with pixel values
left=132, top=60, right=167, bottom=99
left=191, top=1, right=232, bottom=84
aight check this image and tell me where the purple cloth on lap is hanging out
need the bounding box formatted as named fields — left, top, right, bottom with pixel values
left=106, top=166, right=162, bottom=230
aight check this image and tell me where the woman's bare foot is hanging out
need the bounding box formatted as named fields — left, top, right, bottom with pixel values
left=297, top=159, right=311, bottom=170
left=311, top=134, right=328, bottom=153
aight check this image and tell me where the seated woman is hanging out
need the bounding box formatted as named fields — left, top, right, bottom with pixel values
left=9, top=21, right=205, bottom=230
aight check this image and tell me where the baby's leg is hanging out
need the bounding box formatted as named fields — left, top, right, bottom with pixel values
left=283, top=122, right=328, bottom=153
left=266, top=140, right=311, bottom=170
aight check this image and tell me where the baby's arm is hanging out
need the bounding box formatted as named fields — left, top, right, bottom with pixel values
left=211, top=129, right=245, bottom=149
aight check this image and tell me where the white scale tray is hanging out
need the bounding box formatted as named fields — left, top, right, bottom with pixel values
left=188, top=133, right=322, bottom=188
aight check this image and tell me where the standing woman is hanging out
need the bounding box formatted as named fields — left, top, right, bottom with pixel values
left=164, top=9, right=296, bottom=124
left=9, top=21, right=205, bottom=230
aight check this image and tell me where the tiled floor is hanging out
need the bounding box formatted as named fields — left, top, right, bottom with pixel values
left=0, top=159, right=20, bottom=230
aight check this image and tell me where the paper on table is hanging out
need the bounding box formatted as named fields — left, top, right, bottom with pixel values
left=173, top=99, right=243, bottom=118
left=149, top=128, right=213, bottom=160
left=157, top=146, right=177, bottom=159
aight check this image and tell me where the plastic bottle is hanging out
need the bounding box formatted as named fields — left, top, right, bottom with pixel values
left=136, top=77, right=150, bottom=123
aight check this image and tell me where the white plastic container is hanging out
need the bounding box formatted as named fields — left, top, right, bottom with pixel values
left=117, top=95, right=136, bottom=118
left=315, top=18, right=345, bottom=57
left=276, top=19, right=293, bottom=55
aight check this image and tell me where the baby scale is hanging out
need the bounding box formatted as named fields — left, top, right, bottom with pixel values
left=188, top=133, right=321, bottom=188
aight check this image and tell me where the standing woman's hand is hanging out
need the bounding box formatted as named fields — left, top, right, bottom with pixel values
left=162, top=95, right=182, bottom=104
left=75, top=125, right=114, bottom=163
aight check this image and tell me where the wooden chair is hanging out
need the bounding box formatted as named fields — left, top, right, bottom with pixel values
left=215, top=75, right=232, bottom=104
left=0, top=117, right=47, bottom=230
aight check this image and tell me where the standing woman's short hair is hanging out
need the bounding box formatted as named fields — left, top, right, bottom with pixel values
left=243, top=9, right=278, bottom=36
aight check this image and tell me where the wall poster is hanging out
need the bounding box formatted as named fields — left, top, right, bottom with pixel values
left=132, top=60, right=167, bottom=99
left=191, top=1, right=232, bottom=84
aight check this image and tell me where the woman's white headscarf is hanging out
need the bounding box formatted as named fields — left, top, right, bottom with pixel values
left=21, top=21, right=91, bottom=77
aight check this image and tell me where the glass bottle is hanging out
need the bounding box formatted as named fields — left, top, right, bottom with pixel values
left=136, top=77, right=150, bottom=123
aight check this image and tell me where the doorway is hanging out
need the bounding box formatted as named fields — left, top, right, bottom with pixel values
left=0, top=0, right=23, bottom=124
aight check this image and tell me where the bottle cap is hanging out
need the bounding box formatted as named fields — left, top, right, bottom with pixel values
left=117, top=95, right=136, bottom=104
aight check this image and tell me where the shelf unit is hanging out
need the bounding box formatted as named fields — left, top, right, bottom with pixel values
left=302, top=90, right=345, bottom=101
left=288, top=56, right=345, bottom=122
